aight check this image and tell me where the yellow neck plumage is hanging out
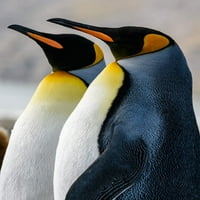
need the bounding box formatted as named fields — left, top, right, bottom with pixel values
left=88, top=61, right=125, bottom=116
left=29, top=71, right=87, bottom=108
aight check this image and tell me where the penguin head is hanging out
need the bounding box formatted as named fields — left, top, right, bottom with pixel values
left=8, top=24, right=104, bottom=71
left=47, top=18, right=174, bottom=61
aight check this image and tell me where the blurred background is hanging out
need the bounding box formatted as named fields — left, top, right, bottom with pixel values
left=0, top=0, right=200, bottom=132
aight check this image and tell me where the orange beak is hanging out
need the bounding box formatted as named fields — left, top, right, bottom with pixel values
left=47, top=18, right=114, bottom=43
left=8, top=24, right=63, bottom=49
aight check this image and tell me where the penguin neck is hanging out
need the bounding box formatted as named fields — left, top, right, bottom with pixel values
left=77, top=61, right=125, bottom=121
left=28, top=71, right=87, bottom=113
left=117, top=44, right=195, bottom=124
left=70, top=59, right=106, bottom=84
left=118, top=44, right=192, bottom=104
left=118, top=44, right=190, bottom=79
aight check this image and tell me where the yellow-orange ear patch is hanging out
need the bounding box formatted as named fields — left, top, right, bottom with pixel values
left=27, top=32, right=63, bottom=49
left=92, top=43, right=104, bottom=64
left=74, top=26, right=114, bottom=43
left=140, top=34, right=170, bottom=55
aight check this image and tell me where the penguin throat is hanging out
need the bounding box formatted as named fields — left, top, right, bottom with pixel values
left=86, top=61, right=125, bottom=126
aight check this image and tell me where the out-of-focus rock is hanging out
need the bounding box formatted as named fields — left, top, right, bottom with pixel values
left=0, top=118, right=15, bottom=134
left=0, top=126, right=9, bottom=169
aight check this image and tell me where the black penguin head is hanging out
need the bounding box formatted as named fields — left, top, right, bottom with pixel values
left=8, top=24, right=104, bottom=71
left=47, top=18, right=174, bottom=61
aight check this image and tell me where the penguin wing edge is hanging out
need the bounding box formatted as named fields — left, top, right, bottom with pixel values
left=65, top=133, right=147, bottom=200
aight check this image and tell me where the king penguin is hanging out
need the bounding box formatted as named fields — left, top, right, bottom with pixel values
left=0, top=24, right=104, bottom=200
left=48, top=18, right=200, bottom=200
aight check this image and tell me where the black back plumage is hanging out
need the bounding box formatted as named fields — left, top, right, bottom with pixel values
left=99, top=44, right=200, bottom=199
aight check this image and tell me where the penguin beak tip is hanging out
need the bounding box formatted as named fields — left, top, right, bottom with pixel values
left=47, top=18, right=69, bottom=26
left=7, top=24, right=31, bottom=35
left=47, top=18, right=82, bottom=29
left=46, top=18, right=58, bottom=23
left=8, top=24, right=17, bottom=30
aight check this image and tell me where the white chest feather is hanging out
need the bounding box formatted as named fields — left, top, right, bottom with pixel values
left=0, top=106, right=67, bottom=200
left=0, top=71, right=86, bottom=200
left=54, top=62, right=124, bottom=200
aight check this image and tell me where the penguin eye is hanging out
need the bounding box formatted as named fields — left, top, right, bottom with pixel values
left=27, top=32, right=64, bottom=49
left=139, top=34, right=170, bottom=55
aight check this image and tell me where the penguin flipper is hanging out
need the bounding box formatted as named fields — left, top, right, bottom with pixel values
left=65, top=126, right=147, bottom=200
